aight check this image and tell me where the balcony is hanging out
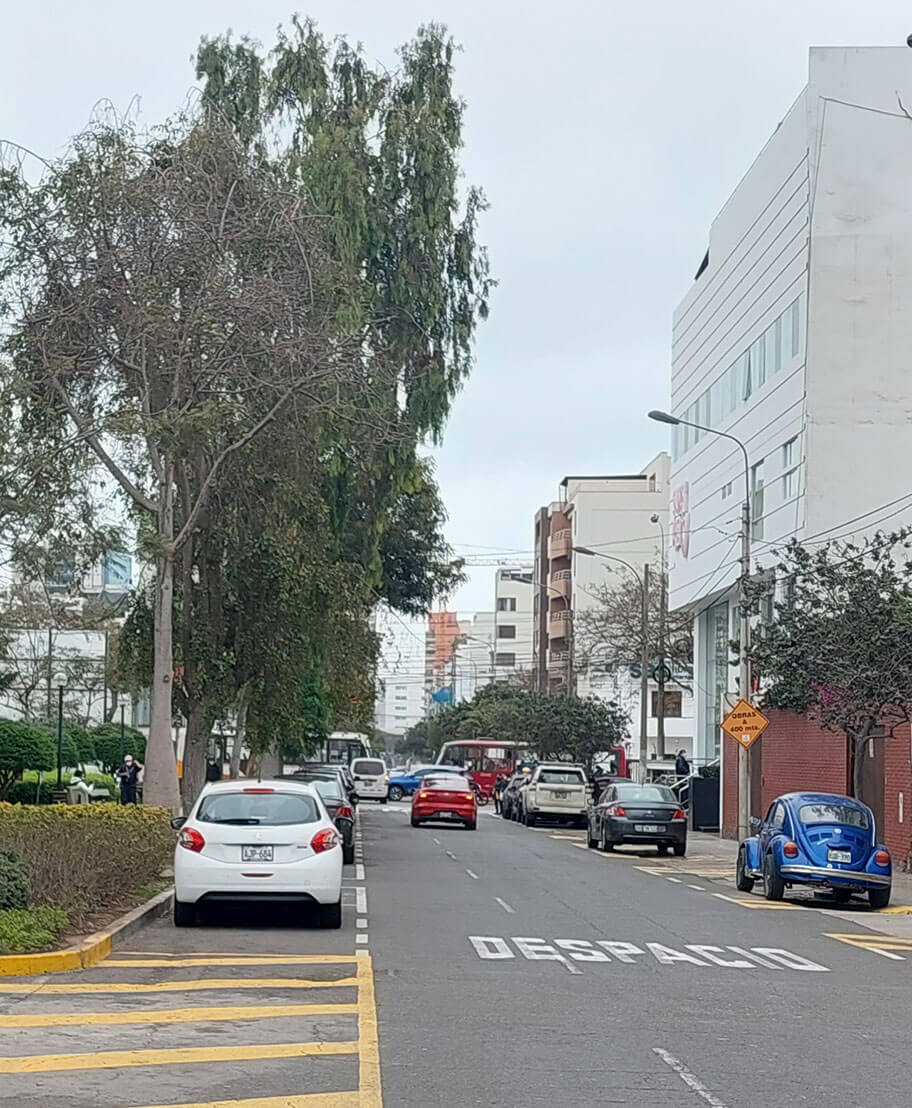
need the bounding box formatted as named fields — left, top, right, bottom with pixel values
left=551, top=569, right=572, bottom=598
left=547, top=649, right=571, bottom=673
left=548, top=610, right=571, bottom=640
left=548, top=528, right=572, bottom=560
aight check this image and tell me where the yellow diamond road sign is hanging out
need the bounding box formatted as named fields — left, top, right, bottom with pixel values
left=721, top=699, right=769, bottom=750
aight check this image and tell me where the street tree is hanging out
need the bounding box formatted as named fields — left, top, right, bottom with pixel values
left=744, top=532, right=912, bottom=802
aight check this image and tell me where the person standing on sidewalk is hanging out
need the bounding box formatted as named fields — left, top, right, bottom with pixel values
left=115, top=754, right=142, bottom=805
left=675, top=749, right=691, bottom=778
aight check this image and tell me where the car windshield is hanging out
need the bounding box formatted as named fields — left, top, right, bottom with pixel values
left=196, top=791, right=320, bottom=826
left=353, top=760, right=386, bottom=776
left=311, top=779, right=343, bottom=802
left=424, top=776, right=469, bottom=790
left=538, top=769, right=584, bottom=785
left=798, top=803, right=869, bottom=828
left=614, top=786, right=676, bottom=803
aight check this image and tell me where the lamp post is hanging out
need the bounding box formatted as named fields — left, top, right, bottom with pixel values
left=651, top=513, right=668, bottom=756
left=648, top=409, right=751, bottom=840
left=53, top=673, right=67, bottom=790
left=120, top=702, right=126, bottom=763
left=573, top=546, right=650, bottom=782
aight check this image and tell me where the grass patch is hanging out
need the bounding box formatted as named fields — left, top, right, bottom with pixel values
left=0, top=907, right=69, bottom=954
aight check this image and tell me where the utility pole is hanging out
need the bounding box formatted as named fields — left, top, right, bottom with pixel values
left=653, top=515, right=667, bottom=757
left=738, top=490, right=752, bottom=839
left=639, top=564, right=650, bottom=783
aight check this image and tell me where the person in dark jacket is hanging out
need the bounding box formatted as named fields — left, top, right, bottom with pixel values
left=115, top=754, right=142, bottom=805
left=675, top=750, right=691, bottom=778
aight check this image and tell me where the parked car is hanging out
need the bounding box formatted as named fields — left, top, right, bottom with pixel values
left=172, top=780, right=344, bottom=928
left=411, top=773, right=477, bottom=830
left=387, top=764, right=466, bottom=802
left=521, top=763, right=589, bottom=828
left=737, top=792, right=892, bottom=908
left=501, top=772, right=531, bottom=821
left=298, top=774, right=356, bottom=865
left=350, top=757, right=389, bottom=803
left=294, top=763, right=358, bottom=807
left=588, top=783, right=687, bottom=855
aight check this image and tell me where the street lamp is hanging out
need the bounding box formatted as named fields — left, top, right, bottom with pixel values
left=648, top=408, right=752, bottom=840
left=53, top=672, right=68, bottom=790
left=650, top=513, right=668, bottom=756
left=573, top=546, right=650, bottom=781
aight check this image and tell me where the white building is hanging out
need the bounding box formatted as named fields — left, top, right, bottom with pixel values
left=454, top=611, right=496, bottom=702
left=373, top=608, right=426, bottom=737
left=492, top=567, right=534, bottom=683
left=667, top=46, right=912, bottom=766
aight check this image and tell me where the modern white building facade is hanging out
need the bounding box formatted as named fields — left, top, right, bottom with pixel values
left=667, top=46, right=912, bottom=765
left=492, top=567, right=534, bottom=683
left=373, top=608, right=426, bottom=737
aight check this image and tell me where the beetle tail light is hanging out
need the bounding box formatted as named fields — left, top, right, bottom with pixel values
left=311, top=828, right=339, bottom=854
left=783, top=841, right=799, bottom=858
left=875, top=850, right=891, bottom=866
left=179, top=827, right=205, bottom=853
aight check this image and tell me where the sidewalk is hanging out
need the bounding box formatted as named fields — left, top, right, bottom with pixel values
left=689, top=831, right=912, bottom=938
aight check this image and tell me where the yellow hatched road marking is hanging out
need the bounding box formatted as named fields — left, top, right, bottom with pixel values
left=0, top=1039, right=359, bottom=1074
left=134, top=1095, right=359, bottom=1108
left=874, top=905, right=912, bottom=915
left=826, top=932, right=912, bottom=949
left=356, top=952, right=382, bottom=1108
left=103, top=956, right=357, bottom=969
left=0, top=977, right=358, bottom=995
left=713, top=893, right=807, bottom=910
left=0, top=1002, right=358, bottom=1029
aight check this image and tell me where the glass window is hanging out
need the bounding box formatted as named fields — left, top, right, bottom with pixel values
left=790, top=298, right=801, bottom=357
left=495, top=652, right=516, bottom=667
left=311, top=778, right=343, bottom=802
left=614, top=785, right=677, bottom=803
left=538, top=768, right=586, bottom=785
left=782, top=437, right=796, bottom=469
left=772, top=317, right=783, bottom=374
left=740, top=351, right=752, bottom=402
left=770, top=803, right=786, bottom=829
left=352, top=759, right=386, bottom=776
left=751, top=461, right=765, bottom=541
left=798, top=803, right=868, bottom=828
left=751, top=335, right=766, bottom=389
left=783, top=468, right=797, bottom=500
left=196, top=791, right=320, bottom=826
left=497, top=597, right=517, bottom=612
left=497, top=624, right=516, bottom=639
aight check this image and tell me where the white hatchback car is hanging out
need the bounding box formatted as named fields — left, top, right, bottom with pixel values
left=172, top=780, right=344, bottom=928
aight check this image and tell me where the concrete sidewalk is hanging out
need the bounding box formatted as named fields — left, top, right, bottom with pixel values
left=690, top=830, right=912, bottom=938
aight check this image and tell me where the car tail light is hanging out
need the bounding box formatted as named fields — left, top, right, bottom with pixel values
left=179, top=828, right=205, bottom=852
left=243, top=787, right=274, bottom=794
left=418, top=791, right=428, bottom=799
left=875, top=850, right=891, bottom=866
left=465, top=793, right=475, bottom=801
left=311, top=828, right=339, bottom=854
left=783, top=841, right=799, bottom=858
left=671, top=809, right=686, bottom=821
left=615, top=806, right=627, bottom=817
left=337, top=805, right=354, bottom=819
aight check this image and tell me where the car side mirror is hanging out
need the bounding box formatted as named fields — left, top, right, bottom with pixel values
left=170, top=816, right=187, bottom=830
left=749, top=816, right=762, bottom=831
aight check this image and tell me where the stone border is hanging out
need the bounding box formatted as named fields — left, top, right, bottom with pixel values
left=0, top=886, right=173, bottom=977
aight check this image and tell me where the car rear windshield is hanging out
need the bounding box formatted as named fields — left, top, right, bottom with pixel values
left=311, top=779, right=343, bottom=802
left=798, top=803, right=869, bottom=828
left=424, top=776, right=469, bottom=790
left=353, top=760, right=385, bottom=776
left=196, top=791, right=320, bottom=826
left=538, top=769, right=585, bottom=785
left=614, top=786, right=676, bottom=803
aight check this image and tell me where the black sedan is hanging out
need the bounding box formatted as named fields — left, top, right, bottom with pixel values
left=287, top=771, right=356, bottom=864
left=587, top=783, right=687, bottom=855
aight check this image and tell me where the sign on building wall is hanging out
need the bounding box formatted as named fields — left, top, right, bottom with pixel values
left=671, top=483, right=690, bottom=559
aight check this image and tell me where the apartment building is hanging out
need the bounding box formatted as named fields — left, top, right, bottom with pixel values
left=492, top=567, right=534, bottom=683
left=373, top=608, right=426, bottom=737
left=667, top=47, right=912, bottom=772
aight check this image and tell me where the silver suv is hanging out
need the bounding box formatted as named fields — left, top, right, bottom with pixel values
left=522, top=763, right=589, bottom=828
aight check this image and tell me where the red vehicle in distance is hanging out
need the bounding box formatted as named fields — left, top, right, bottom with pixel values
left=411, top=773, right=478, bottom=830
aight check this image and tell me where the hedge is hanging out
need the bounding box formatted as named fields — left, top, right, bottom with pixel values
left=8, top=773, right=118, bottom=806
left=0, top=803, right=174, bottom=927
left=0, top=850, right=29, bottom=910
left=0, top=720, right=55, bottom=800
left=0, top=907, right=68, bottom=954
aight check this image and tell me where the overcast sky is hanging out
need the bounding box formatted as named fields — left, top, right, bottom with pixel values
left=5, top=2, right=912, bottom=614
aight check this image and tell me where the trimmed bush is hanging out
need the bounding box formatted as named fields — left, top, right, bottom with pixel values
left=7, top=773, right=118, bottom=806
left=0, top=850, right=29, bottom=910
left=0, top=720, right=55, bottom=800
left=0, top=907, right=68, bottom=954
left=89, top=723, right=146, bottom=773
left=0, top=803, right=174, bottom=927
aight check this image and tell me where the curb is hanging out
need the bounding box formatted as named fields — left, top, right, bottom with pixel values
left=0, top=886, right=173, bottom=978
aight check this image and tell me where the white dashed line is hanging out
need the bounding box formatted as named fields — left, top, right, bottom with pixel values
left=355, top=864, right=365, bottom=881
left=666, top=877, right=683, bottom=884
left=494, top=897, right=515, bottom=913
left=466, top=869, right=479, bottom=880
left=356, top=918, right=368, bottom=929
left=433, top=838, right=441, bottom=845
left=356, top=887, right=367, bottom=914
left=653, top=1047, right=729, bottom=1107
left=688, top=885, right=705, bottom=891
left=445, top=850, right=456, bottom=860
left=356, top=933, right=369, bottom=945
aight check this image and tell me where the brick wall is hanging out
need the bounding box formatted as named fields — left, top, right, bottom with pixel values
left=722, top=733, right=739, bottom=839
left=883, top=724, right=912, bottom=867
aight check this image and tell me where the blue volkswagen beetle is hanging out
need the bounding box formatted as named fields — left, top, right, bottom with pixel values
left=387, top=764, right=466, bottom=802
left=737, top=792, right=892, bottom=909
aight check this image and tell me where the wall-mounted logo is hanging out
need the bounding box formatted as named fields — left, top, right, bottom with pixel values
left=671, top=483, right=690, bottom=559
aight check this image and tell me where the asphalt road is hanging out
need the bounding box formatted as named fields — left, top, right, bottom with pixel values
left=2, top=805, right=912, bottom=1107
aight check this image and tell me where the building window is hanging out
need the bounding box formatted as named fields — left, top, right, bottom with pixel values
left=651, top=690, right=683, bottom=718
left=497, top=625, right=516, bottom=640
left=721, top=480, right=733, bottom=500
left=790, top=300, right=801, bottom=357
left=782, top=436, right=799, bottom=500
left=497, top=597, right=517, bottom=612
left=751, top=461, right=764, bottom=541
left=495, top=652, right=516, bottom=667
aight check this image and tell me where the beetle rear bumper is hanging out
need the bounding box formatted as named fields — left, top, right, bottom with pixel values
left=779, top=863, right=891, bottom=888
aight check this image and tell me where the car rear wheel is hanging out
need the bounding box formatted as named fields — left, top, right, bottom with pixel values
left=587, top=822, right=599, bottom=849
left=464, top=820, right=477, bottom=831
left=673, top=841, right=686, bottom=857
left=735, top=848, right=755, bottom=892
left=656, top=844, right=669, bottom=856
left=343, top=843, right=355, bottom=865
left=524, top=811, right=536, bottom=828
left=173, top=898, right=196, bottom=927
left=869, top=886, right=891, bottom=910
left=410, top=816, right=421, bottom=828
left=319, top=899, right=342, bottom=929
left=388, top=785, right=404, bottom=802
left=763, top=853, right=784, bottom=901
left=600, top=826, right=614, bottom=852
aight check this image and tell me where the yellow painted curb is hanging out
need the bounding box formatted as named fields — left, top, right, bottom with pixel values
left=0, top=886, right=173, bottom=978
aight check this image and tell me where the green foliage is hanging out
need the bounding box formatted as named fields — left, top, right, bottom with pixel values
left=0, top=906, right=68, bottom=954
left=0, top=720, right=55, bottom=800
left=0, top=849, right=29, bottom=910
left=89, top=724, right=146, bottom=773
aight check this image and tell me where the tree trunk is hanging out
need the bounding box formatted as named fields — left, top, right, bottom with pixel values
left=144, top=476, right=181, bottom=811
left=851, top=725, right=873, bottom=803
left=230, top=689, right=249, bottom=779
left=180, top=701, right=213, bottom=808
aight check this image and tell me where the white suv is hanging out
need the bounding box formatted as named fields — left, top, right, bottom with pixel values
left=522, top=764, right=589, bottom=828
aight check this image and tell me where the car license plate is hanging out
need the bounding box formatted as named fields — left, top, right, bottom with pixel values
left=440, top=812, right=459, bottom=819
left=827, top=849, right=852, bottom=864
left=242, top=845, right=274, bottom=862
left=635, top=824, right=660, bottom=833
left=551, top=790, right=569, bottom=799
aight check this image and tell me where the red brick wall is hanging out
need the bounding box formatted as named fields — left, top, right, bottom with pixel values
left=883, top=724, right=912, bottom=867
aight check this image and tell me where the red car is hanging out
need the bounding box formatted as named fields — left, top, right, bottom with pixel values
left=411, top=774, right=477, bottom=830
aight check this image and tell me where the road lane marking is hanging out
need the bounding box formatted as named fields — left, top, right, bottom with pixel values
left=494, top=897, right=515, bottom=913
left=134, top=1094, right=360, bottom=1108
left=653, top=1047, right=729, bottom=1108
left=356, top=953, right=382, bottom=1108
left=356, top=887, right=367, bottom=914
left=432, top=838, right=441, bottom=845
left=713, top=893, right=807, bottom=910
left=103, top=955, right=356, bottom=968
left=465, top=868, right=479, bottom=879
left=0, top=1003, right=359, bottom=1028
left=355, top=864, right=365, bottom=880
left=445, top=850, right=456, bottom=860
left=356, top=919, right=368, bottom=929
left=666, top=877, right=683, bottom=883
left=688, top=885, right=705, bottom=891
left=825, top=933, right=909, bottom=959
left=356, top=934, right=369, bottom=945
left=0, top=1040, right=359, bottom=1074
left=0, top=977, right=359, bottom=995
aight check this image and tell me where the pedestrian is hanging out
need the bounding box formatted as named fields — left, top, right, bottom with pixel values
left=493, top=774, right=506, bottom=814
left=675, top=749, right=691, bottom=778
left=115, top=754, right=142, bottom=805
